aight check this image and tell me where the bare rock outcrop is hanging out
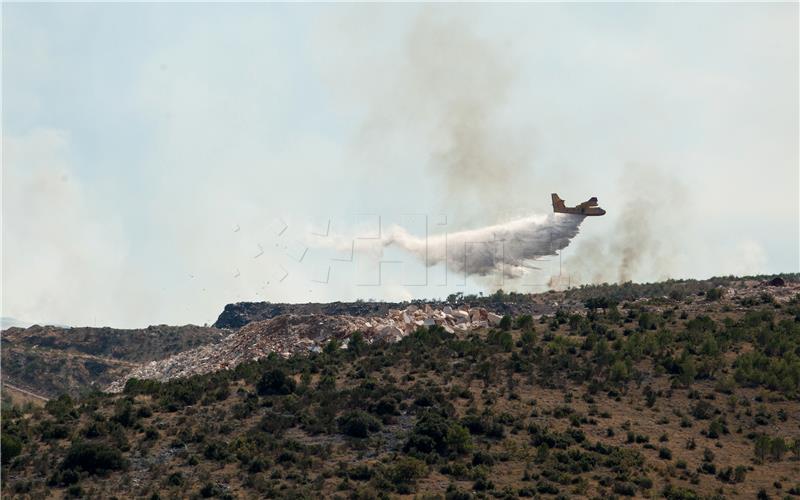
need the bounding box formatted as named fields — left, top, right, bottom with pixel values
left=107, top=305, right=502, bottom=392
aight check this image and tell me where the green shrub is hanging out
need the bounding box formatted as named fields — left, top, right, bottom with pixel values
left=472, top=450, right=495, bottom=466
left=66, top=484, right=83, bottom=497
left=203, top=441, right=229, bottom=461
left=39, top=420, right=70, bottom=440
left=45, top=395, right=78, bottom=421
left=691, top=400, right=715, bottom=420
left=112, top=399, right=137, bottom=427
left=663, top=485, right=700, bottom=500
left=405, top=409, right=472, bottom=456
left=257, top=369, right=296, bottom=396
left=337, top=411, right=381, bottom=438
left=754, top=434, right=790, bottom=462
left=446, top=424, right=473, bottom=455
left=536, top=482, right=558, bottom=494
left=386, top=457, right=427, bottom=491
left=613, top=481, right=636, bottom=496
left=159, top=378, right=205, bottom=409
left=348, top=464, right=373, bottom=481
left=1, top=433, right=22, bottom=464
left=199, top=482, right=223, bottom=498
left=123, top=378, right=161, bottom=396
left=516, top=314, right=534, bottom=331
left=167, top=472, right=184, bottom=486
left=61, top=442, right=126, bottom=475
left=348, top=331, right=367, bottom=355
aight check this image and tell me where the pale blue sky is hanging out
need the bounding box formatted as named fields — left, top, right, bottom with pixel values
left=3, top=3, right=798, bottom=327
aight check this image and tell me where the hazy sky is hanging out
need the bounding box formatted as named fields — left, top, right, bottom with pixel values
left=3, top=3, right=798, bottom=328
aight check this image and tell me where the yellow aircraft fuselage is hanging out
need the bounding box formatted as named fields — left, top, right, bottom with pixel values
left=551, top=193, right=606, bottom=216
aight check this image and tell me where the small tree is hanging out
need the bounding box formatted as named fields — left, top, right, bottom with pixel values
left=678, top=354, right=697, bottom=387
left=348, top=331, right=366, bottom=356
left=516, top=314, right=534, bottom=332
left=754, top=434, right=771, bottom=462
left=771, top=437, right=786, bottom=461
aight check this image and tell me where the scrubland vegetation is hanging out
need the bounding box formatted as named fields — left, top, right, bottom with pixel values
left=2, top=277, right=800, bottom=499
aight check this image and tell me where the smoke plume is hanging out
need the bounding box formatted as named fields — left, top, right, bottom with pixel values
left=334, top=10, right=536, bottom=222
left=561, top=166, right=689, bottom=285
left=385, top=213, right=586, bottom=278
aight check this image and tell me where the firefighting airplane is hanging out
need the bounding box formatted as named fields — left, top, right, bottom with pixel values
left=551, top=193, right=606, bottom=216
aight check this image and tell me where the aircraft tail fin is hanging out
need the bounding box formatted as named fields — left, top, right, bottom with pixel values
left=551, top=193, right=565, bottom=210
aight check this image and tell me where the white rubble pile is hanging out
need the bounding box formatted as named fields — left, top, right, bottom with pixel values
left=105, top=305, right=502, bottom=392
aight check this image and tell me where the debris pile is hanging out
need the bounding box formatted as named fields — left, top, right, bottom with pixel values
left=213, top=299, right=553, bottom=330
left=106, top=305, right=505, bottom=392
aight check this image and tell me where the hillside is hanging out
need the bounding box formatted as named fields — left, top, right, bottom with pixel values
left=1, top=325, right=225, bottom=399
left=2, top=276, right=800, bottom=499
left=6, top=275, right=787, bottom=400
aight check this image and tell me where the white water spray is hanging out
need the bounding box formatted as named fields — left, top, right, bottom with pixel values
left=385, top=213, right=586, bottom=278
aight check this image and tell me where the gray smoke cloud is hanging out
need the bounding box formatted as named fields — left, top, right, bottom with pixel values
left=561, top=166, right=689, bottom=285
left=408, top=16, right=522, bottom=211
left=385, top=213, right=586, bottom=278
left=341, top=11, right=536, bottom=222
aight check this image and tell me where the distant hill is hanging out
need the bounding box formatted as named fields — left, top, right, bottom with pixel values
left=1, top=324, right=225, bottom=398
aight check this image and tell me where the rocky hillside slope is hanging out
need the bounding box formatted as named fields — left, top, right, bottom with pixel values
left=212, top=297, right=566, bottom=330
left=107, top=304, right=507, bottom=392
